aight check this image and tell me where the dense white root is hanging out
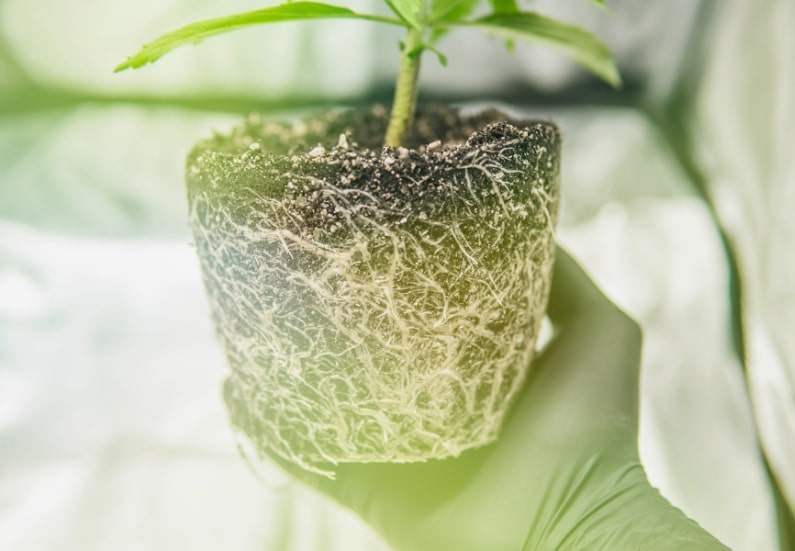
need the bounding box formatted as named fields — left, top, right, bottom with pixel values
left=188, top=114, right=559, bottom=477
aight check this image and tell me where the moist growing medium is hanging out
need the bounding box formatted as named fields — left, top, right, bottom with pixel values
left=187, top=105, right=560, bottom=476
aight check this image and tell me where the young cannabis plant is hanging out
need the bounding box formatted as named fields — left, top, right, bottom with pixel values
left=115, top=0, right=619, bottom=146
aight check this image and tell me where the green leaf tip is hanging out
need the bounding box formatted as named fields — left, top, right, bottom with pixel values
left=113, top=1, right=406, bottom=73
left=458, top=11, right=621, bottom=87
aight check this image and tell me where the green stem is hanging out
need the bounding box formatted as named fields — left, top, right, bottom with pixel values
left=385, top=28, right=423, bottom=147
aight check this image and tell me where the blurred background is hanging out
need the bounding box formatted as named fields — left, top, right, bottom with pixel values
left=1, top=0, right=793, bottom=549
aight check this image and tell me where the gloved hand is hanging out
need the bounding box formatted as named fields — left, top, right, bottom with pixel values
left=269, top=248, right=730, bottom=550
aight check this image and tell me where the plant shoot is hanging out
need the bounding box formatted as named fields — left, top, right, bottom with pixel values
left=115, top=0, right=619, bottom=146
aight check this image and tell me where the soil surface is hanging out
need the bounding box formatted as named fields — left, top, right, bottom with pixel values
left=193, top=104, right=543, bottom=154
left=187, top=104, right=559, bottom=237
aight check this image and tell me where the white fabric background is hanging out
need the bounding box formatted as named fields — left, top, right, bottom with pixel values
left=1, top=1, right=792, bottom=549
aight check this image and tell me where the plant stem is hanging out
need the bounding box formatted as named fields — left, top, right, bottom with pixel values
left=385, top=28, right=423, bottom=147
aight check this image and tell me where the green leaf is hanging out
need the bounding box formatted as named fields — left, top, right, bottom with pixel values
left=427, top=0, right=477, bottom=45
left=114, top=2, right=406, bottom=72
left=455, top=12, right=621, bottom=86
left=429, top=0, right=478, bottom=23
left=489, top=0, right=518, bottom=14
left=407, top=43, right=448, bottom=66
left=485, top=0, right=518, bottom=50
left=384, top=0, right=423, bottom=28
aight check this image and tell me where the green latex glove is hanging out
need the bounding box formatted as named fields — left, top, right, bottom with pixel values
left=269, top=248, right=730, bottom=550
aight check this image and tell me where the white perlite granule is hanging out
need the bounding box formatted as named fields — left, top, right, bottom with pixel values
left=187, top=108, right=560, bottom=476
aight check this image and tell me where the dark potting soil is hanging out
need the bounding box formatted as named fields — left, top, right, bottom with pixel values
left=187, top=104, right=559, bottom=238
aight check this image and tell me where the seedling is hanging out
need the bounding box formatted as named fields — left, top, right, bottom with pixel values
left=115, top=0, right=619, bottom=146
left=115, top=1, right=620, bottom=476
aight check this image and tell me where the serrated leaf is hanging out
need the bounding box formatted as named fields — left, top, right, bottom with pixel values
left=115, top=2, right=405, bottom=72
left=384, top=0, right=423, bottom=28
left=457, top=12, right=620, bottom=86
